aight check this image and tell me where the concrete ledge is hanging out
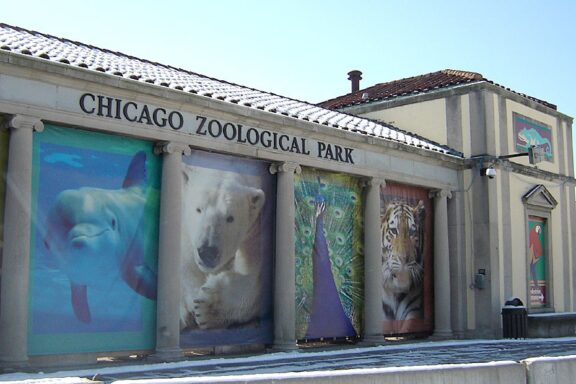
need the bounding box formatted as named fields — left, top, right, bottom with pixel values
left=528, top=312, right=576, bottom=338
left=113, top=361, right=525, bottom=383
left=524, top=355, right=576, bottom=384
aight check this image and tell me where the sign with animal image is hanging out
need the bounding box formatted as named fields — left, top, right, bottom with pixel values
left=295, top=169, right=364, bottom=340
left=513, top=112, right=553, bottom=161
left=29, top=125, right=160, bottom=355
left=380, top=182, right=433, bottom=335
left=528, top=216, right=548, bottom=308
left=179, top=151, right=274, bottom=347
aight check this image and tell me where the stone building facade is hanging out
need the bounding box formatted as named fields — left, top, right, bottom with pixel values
left=0, top=24, right=573, bottom=367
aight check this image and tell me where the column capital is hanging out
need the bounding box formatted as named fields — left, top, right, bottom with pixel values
left=429, top=189, right=453, bottom=200
left=269, top=161, right=301, bottom=175
left=2, top=115, right=44, bottom=132
left=154, top=141, right=191, bottom=156
left=363, top=176, right=386, bottom=189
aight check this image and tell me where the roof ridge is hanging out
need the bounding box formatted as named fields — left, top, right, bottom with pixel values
left=318, top=68, right=556, bottom=111
left=373, top=69, right=485, bottom=87
left=440, top=69, right=484, bottom=80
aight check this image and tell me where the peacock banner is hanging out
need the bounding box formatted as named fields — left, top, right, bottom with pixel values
left=179, top=150, right=275, bottom=347
left=295, top=168, right=364, bottom=341
left=28, top=125, right=161, bottom=355
left=380, top=182, right=434, bottom=335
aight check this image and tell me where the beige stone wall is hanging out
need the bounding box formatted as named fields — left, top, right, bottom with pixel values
left=507, top=175, right=568, bottom=311
left=362, top=98, right=448, bottom=145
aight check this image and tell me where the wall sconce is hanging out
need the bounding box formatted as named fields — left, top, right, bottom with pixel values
left=480, top=167, right=496, bottom=179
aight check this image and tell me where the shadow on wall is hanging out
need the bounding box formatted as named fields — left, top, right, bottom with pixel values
left=0, top=127, right=8, bottom=295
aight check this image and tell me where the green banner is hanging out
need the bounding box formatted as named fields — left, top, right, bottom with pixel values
left=295, top=169, right=364, bottom=340
left=28, top=125, right=160, bottom=355
left=528, top=217, right=547, bottom=308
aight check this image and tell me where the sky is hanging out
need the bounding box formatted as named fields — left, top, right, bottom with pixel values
left=2, top=0, right=576, bottom=131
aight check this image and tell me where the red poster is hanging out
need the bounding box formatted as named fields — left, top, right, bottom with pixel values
left=528, top=216, right=547, bottom=308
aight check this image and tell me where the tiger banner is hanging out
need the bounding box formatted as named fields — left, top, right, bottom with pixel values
left=294, top=168, right=364, bottom=341
left=380, top=182, right=434, bottom=336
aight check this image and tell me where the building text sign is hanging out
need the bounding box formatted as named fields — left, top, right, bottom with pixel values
left=78, top=93, right=356, bottom=165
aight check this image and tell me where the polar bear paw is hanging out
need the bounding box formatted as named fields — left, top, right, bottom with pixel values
left=192, top=272, right=259, bottom=329
left=192, top=283, right=224, bottom=330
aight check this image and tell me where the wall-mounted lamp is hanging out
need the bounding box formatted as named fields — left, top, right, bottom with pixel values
left=480, top=167, right=496, bottom=179
left=475, top=145, right=544, bottom=180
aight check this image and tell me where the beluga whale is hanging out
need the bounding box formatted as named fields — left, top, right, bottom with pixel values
left=43, top=151, right=157, bottom=323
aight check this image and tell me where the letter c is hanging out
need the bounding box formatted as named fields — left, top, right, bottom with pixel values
left=79, top=93, right=96, bottom=114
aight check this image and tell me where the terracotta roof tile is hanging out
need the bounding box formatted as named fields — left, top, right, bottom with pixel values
left=318, top=69, right=557, bottom=111
left=0, top=23, right=462, bottom=157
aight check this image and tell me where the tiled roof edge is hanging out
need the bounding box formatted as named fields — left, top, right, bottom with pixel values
left=0, top=23, right=463, bottom=158
left=319, top=69, right=557, bottom=111
left=0, top=23, right=318, bottom=106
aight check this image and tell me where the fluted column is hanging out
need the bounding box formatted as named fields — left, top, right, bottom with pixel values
left=0, top=115, right=44, bottom=366
left=269, top=161, right=301, bottom=350
left=430, top=189, right=453, bottom=338
left=362, top=177, right=386, bottom=344
left=151, top=141, right=191, bottom=361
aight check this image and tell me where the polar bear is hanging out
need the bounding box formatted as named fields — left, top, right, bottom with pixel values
left=180, top=164, right=266, bottom=330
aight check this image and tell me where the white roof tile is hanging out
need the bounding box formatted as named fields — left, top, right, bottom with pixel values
left=0, top=23, right=461, bottom=157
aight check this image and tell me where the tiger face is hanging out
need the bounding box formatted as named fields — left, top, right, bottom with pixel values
left=381, top=200, right=425, bottom=294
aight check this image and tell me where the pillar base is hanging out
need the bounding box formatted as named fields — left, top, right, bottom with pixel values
left=359, top=335, right=385, bottom=346
left=270, top=341, right=299, bottom=352
left=0, top=358, right=29, bottom=372
left=148, top=347, right=183, bottom=363
left=431, top=329, right=453, bottom=340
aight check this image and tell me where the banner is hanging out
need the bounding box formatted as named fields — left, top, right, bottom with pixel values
left=528, top=216, right=547, bottom=308
left=380, top=182, right=433, bottom=335
left=295, top=169, right=364, bottom=340
left=513, top=112, right=553, bottom=161
left=29, top=125, right=160, bottom=355
left=180, top=151, right=275, bottom=347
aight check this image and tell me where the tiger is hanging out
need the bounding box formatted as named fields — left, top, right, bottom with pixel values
left=381, top=200, right=425, bottom=322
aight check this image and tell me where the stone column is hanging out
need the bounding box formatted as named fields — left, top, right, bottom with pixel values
left=151, top=141, right=191, bottom=361
left=269, top=161, right=301, bottom=350
left=430, top=189, right=453, bottom=338
left=362, top=177, right=385, bottom=344
left=0, top=115, right=44, bottom=366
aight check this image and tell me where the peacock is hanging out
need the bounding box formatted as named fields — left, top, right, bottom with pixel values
left=294, top=169, right=364, bottom=340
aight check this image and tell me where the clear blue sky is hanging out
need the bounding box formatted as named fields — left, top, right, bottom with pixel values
left=3, top=1, right=576, bottom=146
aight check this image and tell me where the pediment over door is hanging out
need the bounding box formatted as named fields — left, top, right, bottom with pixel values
left=522, top=184, right=558, bottom=210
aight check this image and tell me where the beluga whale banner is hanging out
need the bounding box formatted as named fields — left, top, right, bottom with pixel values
left=28, top=125, right=161, bottom=355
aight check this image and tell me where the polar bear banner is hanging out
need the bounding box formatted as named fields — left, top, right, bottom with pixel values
left=180, top=151, right=274, bottom=346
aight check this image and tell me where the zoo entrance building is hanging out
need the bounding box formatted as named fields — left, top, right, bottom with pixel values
left=0, top=23, right=574, bottom=368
